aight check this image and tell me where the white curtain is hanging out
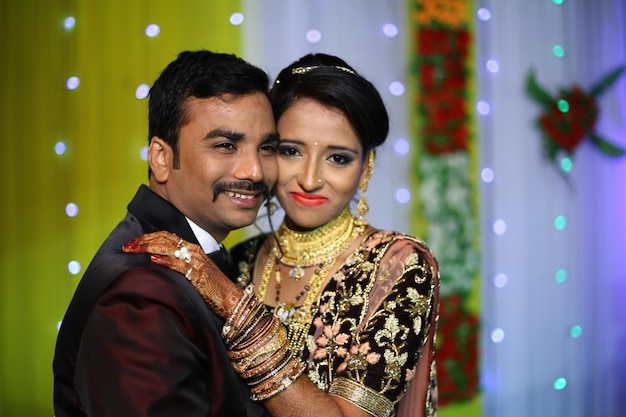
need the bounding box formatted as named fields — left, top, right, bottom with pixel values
left=477, top=1, right=626, bottom=416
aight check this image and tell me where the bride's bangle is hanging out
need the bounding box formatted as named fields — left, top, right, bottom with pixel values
left=222, top=285, right=306, bottom=401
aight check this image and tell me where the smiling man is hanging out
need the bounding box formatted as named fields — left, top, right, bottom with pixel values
left=53, top=50, right=278, bottom=417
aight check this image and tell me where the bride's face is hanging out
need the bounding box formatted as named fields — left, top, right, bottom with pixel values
left=275, top=98, right=368, bottom=231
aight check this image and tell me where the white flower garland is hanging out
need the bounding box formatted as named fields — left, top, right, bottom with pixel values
left=417, top=151, right=478, bottom=296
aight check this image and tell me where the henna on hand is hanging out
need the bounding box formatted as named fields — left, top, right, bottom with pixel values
left=187, top=262, right=243, bottom=319
left=123, top=231, right=242, bottom=318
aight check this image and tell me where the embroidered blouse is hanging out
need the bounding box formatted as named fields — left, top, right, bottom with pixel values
left=231, top=230, right=439, bottom=417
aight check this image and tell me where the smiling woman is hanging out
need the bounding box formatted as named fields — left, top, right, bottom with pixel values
left=274, top=98, right=366, bottom=231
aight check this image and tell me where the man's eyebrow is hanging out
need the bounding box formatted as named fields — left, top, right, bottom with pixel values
left=263, top=133, right=279, bottom=143
left=205, top=129, right=278, bottom=145
left=205, top=129, right=244, bottom=141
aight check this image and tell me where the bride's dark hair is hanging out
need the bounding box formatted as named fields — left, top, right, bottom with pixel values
left=270, top=53, right=389, bottom=156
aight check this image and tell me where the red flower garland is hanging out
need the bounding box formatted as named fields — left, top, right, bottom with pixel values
left=436, top=294, right=480, bottom=404
left=417, top=29, right=470, bottom=154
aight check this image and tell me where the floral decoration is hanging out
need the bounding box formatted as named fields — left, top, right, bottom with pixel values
left=436, top=294, right=479, bottom=404
left=417, top=29, right=470, bottom=154
left=526, top=66, right=626, bottom=165
left=414, top=0, right=469, bottom=28
left=412, top=0, right=479, bottom=406
left=418, top=152, right=477, bottom=297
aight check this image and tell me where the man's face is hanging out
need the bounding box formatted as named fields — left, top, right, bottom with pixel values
left=149, top=92, right=278, bottom=242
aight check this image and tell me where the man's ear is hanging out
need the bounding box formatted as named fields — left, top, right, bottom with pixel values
left=148, top=137, right=170, bottom=184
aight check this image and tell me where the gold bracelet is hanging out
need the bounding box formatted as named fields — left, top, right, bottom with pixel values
left=250, top=356, right=294, bottom=394
left=222, top=287, right=307, bottom=403
left=328, top=377, right=394, bottom=417
left=223, top=284, right=256, bottom=342
left=228, top=318, right=280, bottom=360
left=251, top=359, right=306, bottom=401
left=228, top=297, right=259, bottom=342
left=233, top=302, right=266, bottom=338
left=229, top=308, right=266, bottom=347
left=239, top=344, right=288, bottom=379
left=232, top=313, right=275, bottom=350
left=231, top=326, right=285, bottom=374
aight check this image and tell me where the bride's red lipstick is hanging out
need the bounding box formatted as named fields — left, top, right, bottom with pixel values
left=290, top=192, right=328, bottom=206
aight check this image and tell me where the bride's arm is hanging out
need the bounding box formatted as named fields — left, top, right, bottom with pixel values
left=123, top=232, right=372, bottom=417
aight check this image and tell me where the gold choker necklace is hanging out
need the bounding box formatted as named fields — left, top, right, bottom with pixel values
left=274, top=208, right=357, bottom=275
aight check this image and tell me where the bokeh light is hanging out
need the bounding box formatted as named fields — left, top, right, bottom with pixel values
left=477, top=101, right=491, bottom=115
left=481, top=168, right=495, bottom=183
left=477, top=8, right=492, bottom=21
left=135, top=84, right=150, bottom=99
left=393, top=138, right=409, bottom=156
left=555, top=269, right=568, bottom=283
left=145, top=24, right=160, bottom=37
left=68, top=261, right=81, bottom=275
left=230, top=13, right=244, bottom=25
left=554, top=378, right=567, bottom=390
left=493, top=219, right=507, bottom=235
left=389, top=81, right=405, bottom=96
left=55, top=141, right=67, bottom=155
left=555, top=215, right=567, bottom=230
left=65, top=76, right=80, bottom=90
left=63, top=16, right=75, bottom=29
left=306, top=29, right=322, bottom=43
left=395, top=188, right=411, bottom=204
left=65, top=203, right=79, bottom=217
left=493, top=273, right=508, bottom=288
left=491, top=328, right=505, bottom=343
left=382, top=23, right=398, bottom=37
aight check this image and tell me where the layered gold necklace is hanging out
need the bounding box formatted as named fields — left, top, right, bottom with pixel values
left=275, top=208, right=357, bottom=279
left=257, top=208, right=364, bottom=354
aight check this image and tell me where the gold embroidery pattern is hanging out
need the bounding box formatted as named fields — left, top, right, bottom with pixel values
left=231, top=231, right=439, bottom=412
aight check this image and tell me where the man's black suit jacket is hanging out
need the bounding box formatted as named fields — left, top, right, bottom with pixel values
left=53, top=185, right=267, bottom=417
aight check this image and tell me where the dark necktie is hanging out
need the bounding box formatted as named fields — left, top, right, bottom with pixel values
left=208, top=246, right=233, bottom=277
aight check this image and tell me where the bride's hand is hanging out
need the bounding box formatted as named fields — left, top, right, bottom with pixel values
left=122, top=231, right=243, bottom=319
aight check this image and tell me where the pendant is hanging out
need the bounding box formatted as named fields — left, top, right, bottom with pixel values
left=274, top=303, right=296, bottom=325
left=289, top=265, right=304, bottom=281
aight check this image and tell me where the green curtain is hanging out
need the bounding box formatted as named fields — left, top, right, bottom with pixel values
left=0, top=1, right=241, bottom=415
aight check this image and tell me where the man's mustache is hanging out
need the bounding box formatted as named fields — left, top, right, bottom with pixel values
left=213, top=181, right=270, bottom=201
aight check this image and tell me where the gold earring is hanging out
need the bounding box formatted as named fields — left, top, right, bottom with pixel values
left=265, top=197, right=277, bottom=216
left=355, top=150, right=375, bottom=233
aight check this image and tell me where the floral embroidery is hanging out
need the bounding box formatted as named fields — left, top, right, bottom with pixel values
left=405, top=367, right=415, bottom=382
left=230, top=231, right=439, bottom=411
